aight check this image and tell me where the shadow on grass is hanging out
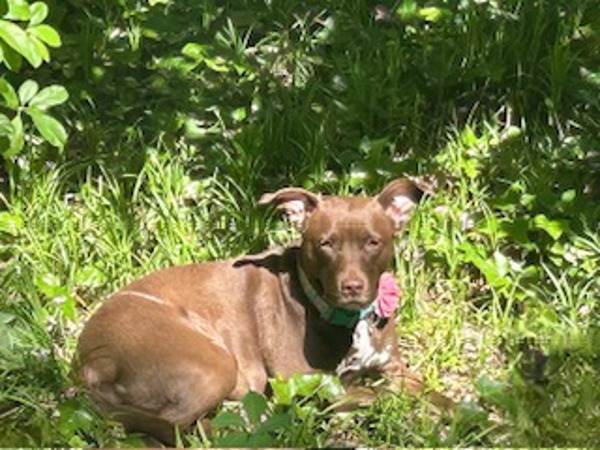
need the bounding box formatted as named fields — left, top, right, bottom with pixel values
left=27, top=1, right=596, bottom=211
left=505, top=326, right=600, bottom=446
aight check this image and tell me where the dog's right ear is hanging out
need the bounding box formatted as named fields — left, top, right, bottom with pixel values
left=259, top=188, right=321, bottom=229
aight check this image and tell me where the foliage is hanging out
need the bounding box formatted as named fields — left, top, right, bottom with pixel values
left=0, top=0, right=68, bottom=160
left=193, top=374, right=343, bottom=447
left=0, top=0, right=599, bottom=447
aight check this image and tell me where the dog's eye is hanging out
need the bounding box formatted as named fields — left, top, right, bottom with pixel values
left=319, top=238, right=334, bottom=249
left=366, top=237, right=381, bottom=249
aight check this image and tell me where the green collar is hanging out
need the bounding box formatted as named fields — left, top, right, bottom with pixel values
left=296, top=261, right=373, bottom=329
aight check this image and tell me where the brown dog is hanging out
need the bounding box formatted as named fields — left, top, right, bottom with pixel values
left=76, top=178, right=444, bottom=442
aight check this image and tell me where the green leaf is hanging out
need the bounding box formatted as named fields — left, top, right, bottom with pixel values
left=242, top=392, right=268, bottom=424
left=231, top=107, right=246, bottom=122
left=316, top=375, right=344, bottom=401
left=561, top=189, right=576, bottom=203
left=500, top=218, right=530, bottom=244
left=0, top=77, right=19, bottom=109
left=269, top=377, right=295, bottom=406
left=463, top=158, right=479, bottom=179
left=418, top=7, right=448, bottom=22
left=493, top=250, right=510, bottom=277
left=27, top=108, right=68, bottom=148
left=0, top=113, right=12, bottom=136
left=205, top=56, right=229, bottom=73
left=28, top=33, right=49, bottom=63
left=533, top=214, right=569, bottom=240
left=67, top=436, right=88, bottom=448
left=247, top=432, right=275, bottom=447
left=18, top=79, right=39, bottom=105
left=61, top=295, right=78, bottom=321
left=5, top=0, right=30, bottom=20
left=257, top=412, right=291, bottom=433
left=28, top=24, right=61, bottom=47
left=210, top=411, right=246, bottom=429
left=29, top=2, right=48, bottom=26
left=5, top=113, right=23, bottom=157
left=270, top=374, right=343, bottom=407
left=459, top=243, right=508, bottom=288
left=58, top=399, right=95, bottom=435
left=34, top=272, right=66, bottom=298
left=181, top=43, right=206, bottom=61
left=0, top=211, right=23, bottom=235
left=29, top=84, right=68, bottom=109
left=214, top=431, right=249, bottom=447
left=0, top=19, right=41, bottom=67
left=396, top=0, right=418, bottom=20
left=295, top=403, right=318, bottom=420
left=0, top=40, right=23, bottom=71
left=293, top=373, right=323, bottom=397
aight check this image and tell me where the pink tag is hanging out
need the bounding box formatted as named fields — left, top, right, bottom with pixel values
left=376, top=272, right=401, bottom=318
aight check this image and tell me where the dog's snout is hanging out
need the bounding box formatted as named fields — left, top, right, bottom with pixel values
left=341, top=278, right=365, bottom=296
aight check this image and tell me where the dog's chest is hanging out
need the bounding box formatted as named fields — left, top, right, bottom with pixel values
left=336, top=319, right=394, bottom=377
left=259, top=303, right=354, bottom=376
left=243, top=250, right=375, bottom=376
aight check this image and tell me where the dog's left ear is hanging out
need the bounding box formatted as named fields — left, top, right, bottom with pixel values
left=259, top=187, right=321, bottom=229
left=376, top=178, right=431, bottom=230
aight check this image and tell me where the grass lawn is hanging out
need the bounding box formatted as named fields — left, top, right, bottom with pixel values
left=1, top=0, right=599, bottom=446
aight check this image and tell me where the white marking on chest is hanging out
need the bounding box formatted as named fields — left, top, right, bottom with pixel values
left=336, top=320, right=392, bottom=377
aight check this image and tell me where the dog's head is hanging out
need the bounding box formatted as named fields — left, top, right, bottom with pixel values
left=260, top=178, right=428, bottom=310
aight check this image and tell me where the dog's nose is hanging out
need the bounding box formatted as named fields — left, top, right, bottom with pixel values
left=341, top=279, right=365, bottom=296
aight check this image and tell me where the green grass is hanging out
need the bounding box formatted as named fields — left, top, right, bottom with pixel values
left=1, top=0, right=600, bottom=446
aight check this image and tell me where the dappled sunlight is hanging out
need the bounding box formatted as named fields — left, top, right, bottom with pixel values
left=0, top=0, right=598, bottom=446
